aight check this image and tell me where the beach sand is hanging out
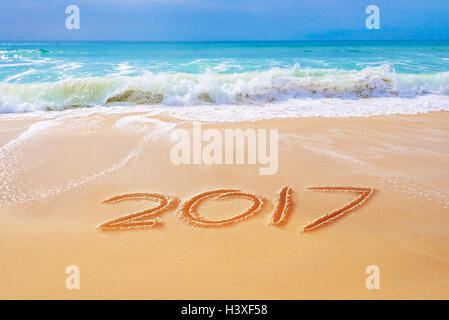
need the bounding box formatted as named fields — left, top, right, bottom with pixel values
left=0, top=111, right=448, bottom=299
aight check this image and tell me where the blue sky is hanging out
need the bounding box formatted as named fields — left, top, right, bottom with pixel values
left=1, top=0, right=448, bottom=41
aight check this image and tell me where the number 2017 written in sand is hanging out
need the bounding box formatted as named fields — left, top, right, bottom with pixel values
left=97, top=186, right=375, bottom=234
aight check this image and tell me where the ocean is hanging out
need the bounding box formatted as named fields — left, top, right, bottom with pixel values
left=1, top=41, right=449, bottom=120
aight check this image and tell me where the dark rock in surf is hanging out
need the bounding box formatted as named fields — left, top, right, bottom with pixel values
left=106, top=90, right=163, bottom=105
left=197, top=92, right=215, bottom=103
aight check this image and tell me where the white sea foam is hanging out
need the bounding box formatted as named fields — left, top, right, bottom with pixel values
left=0, top=120, right=60, bottom=203
left=112, top=62, right=135, bottom=76
left=55, top=62, right=83, bottom=72
left=0, top=65, right=448, bottom=109
left=115, top=114, right=176, bottom=135
left=4, top=69, right=36, bottom=83
left=0, top=115, right=176, bottom=205
left=0, top=65, right=448, bottom=119
left=0, top=94, right=448, bottom=123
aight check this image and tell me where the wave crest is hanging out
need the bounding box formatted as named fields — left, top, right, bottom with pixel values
left=1, top=65, right=449, bottom=113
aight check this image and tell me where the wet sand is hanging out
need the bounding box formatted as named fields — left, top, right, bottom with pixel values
left=0, top=111, right=448, bottom=299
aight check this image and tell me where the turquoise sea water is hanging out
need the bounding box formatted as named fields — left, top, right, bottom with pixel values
left=1, top=41, right=449, bottom=117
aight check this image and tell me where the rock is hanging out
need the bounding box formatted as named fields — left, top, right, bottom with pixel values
left=197, top=92, right=215, bottom=103
left=106, top=90, right=163, bottom=105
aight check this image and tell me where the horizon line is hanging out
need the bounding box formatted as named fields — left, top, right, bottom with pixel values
left=1, top=39, right=449, bottom=42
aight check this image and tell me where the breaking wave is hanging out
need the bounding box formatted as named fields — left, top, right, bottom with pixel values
left=1, top=65, right=449, bottom=113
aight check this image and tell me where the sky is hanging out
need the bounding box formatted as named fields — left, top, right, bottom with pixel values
left=0, top=0, right=448, bottom=41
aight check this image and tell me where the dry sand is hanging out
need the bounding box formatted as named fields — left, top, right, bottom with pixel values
left=0, top=111, right=448, bottom=299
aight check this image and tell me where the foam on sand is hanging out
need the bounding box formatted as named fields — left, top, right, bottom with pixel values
left=0, top=116, right=177, bottom=205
